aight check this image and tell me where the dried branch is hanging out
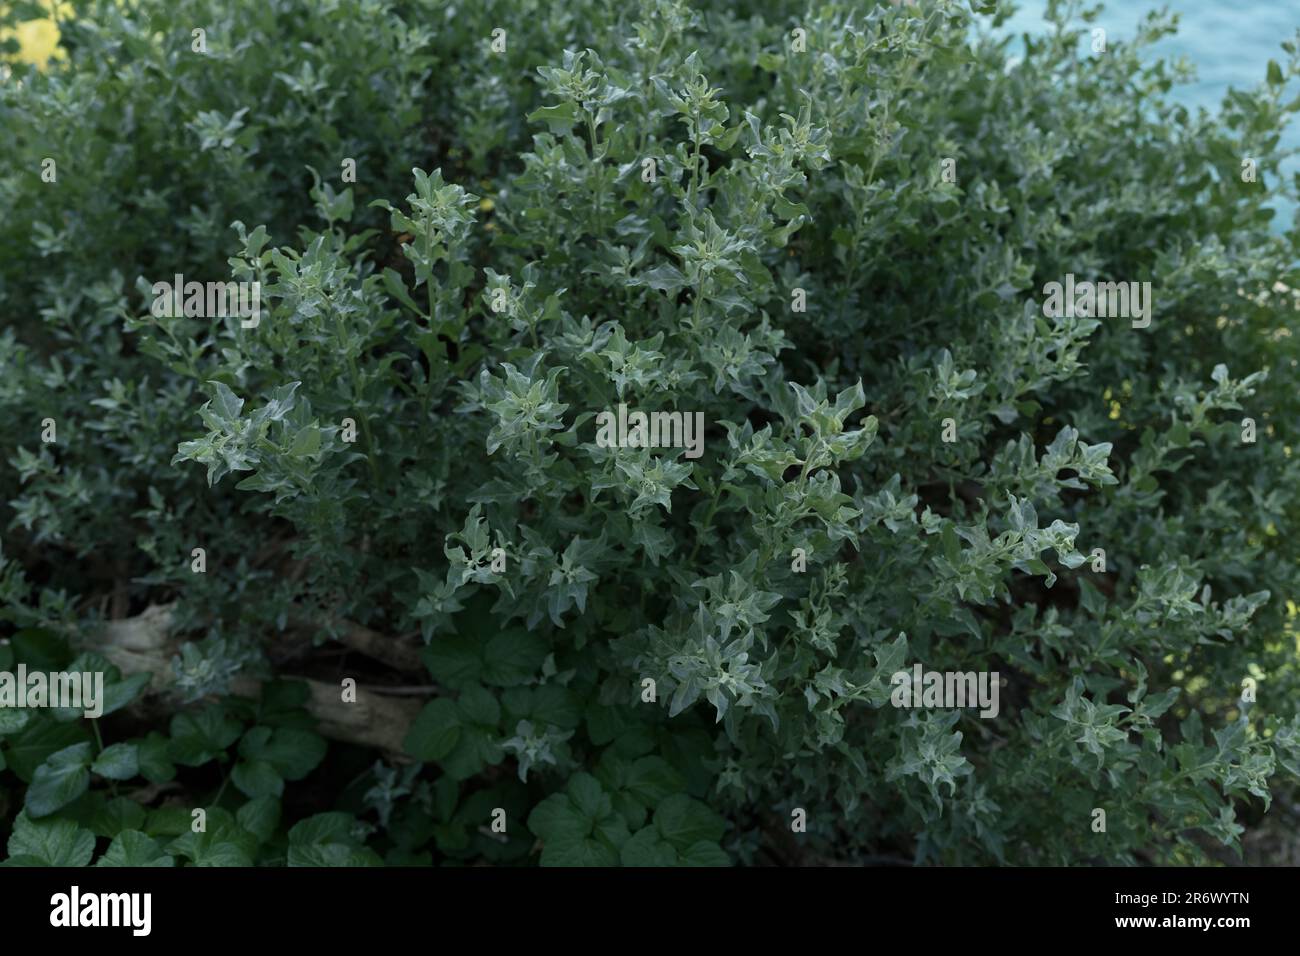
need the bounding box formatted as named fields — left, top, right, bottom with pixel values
left=89, top=603, right=422, bottom=757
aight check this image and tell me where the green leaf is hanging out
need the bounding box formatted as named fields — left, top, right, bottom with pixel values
left=92, top=742, right=140, bottom=781
left=438, top=724, right=501, bottom=780
left=87, top=796, right=147, bottom=839
left=382, top=267, right=424, bottom=315
left=237, top=726, right=326, bottom=780
left=208, top=381, right=245, bottom=421
left=237, top=797, right=282, bottom=843
left=421, top=634, right=484, bottom=688
left=539, top=836, right=619, bottom=867
left=95, top=831, right=175, bottom=867
left=288, top=812, right=359, bottom=847
left=527, top=101, right=577, bottom=133
left=144, top=806, right=196, bottom=838
left=5, top=811, right=95, bottom=866
left=623, top=756, right=686, bottom=806
left=166, top=809, right=256, bottom=866
left=137, top=732, right=177, bottom=783
left=527, top=794, right=588, bottom=842
left=98, top=673, right=152, bottom=718
left=285, top=811, right=380, bottom=866
left=654, top=794, right=724, bottom=850
left=619, top=826, right=677, bottom=866
left=169, top=707, right=242, bottom=766
left=482, top=630, right=549, bottom=686
left=6, top=714, right=89, bottom=781
left=568, top=772, right=610, bottom=821
left=231, top=759, right=284, bottom=798
left=288, top=844, right=383, bottom=866
left=288, top=423, right=321, bottom=457
left=679, top=840, right=730, bottom=866
left=457, top=684, right=501, bottom=727
left=404, top=698, right=461, bottom=761
left=26, top=742, right=93, bottom=817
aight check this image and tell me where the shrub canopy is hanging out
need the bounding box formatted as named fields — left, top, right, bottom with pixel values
left=2, top=0, right=1300, bottom=866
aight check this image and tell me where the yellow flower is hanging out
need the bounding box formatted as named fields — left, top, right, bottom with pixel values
left=0, top=2, right=72, bottom=67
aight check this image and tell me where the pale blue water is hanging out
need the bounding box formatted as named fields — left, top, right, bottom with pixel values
left=989, top=0, right=1300, bottom=231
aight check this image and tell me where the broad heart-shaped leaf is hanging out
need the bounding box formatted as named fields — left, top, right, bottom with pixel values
left=166, top=809, right=256, bottom=867
left=421, top=599, right=549, bottom=689
left=285, top=813, right=379, bottom=866
left=439, top=724, right=503, bottom=780
left=619, top=826, right=677, bottom=866
left=622, top=756, right=687, bottom=806
left=144, top=806, right=196, bottom=838
left=457, top=684, right=501, bottom=727
left=166, top=837, right=253, bottom=867
left=97, top=672, right=152, bottom=719
left=136, top=732, right=177, bottom=783
left=539, top=836, right=620, bottom=867
left=567, top=772, right=610, bottom=821
left=237, top=797, right=282, bottom=843
left=92, top=742, right=140, bottom=781
left=421, top=634, right=483, bottom=688
left=95, top=830, right=175, bottom=867
left=4, top=811, right=95, bottom=866
left=529, top=773, right=631, bottom=866
left=288, top=812, right=361, bottom=847
left=231, top=759, right=284, bottom=798
left=25, top=742, right=92, bottom=817
left=679, top=840, right=730, bottom=867
left=169, top=706, right=242, bottom=767
left=481, top=630, right=549, bottom=686
left=404, top=698, right=461, bottom=761
left=653, top=794, right=725, bottom=850
left=237, top=726, right=326, bottom=780
left=85, top=796, right=147, bottom=839
left=288, top=844, right=383, bottom=867
left=5, top=717, right=90, bottom=782
left=512, top=683, right=582, bottom=730
left=527, top=793, right=588, bottom=843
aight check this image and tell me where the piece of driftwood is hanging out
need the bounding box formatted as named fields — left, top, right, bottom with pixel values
left=88, top=604, right=421, bottom=756
left=313, top=615, right=426, bottom=674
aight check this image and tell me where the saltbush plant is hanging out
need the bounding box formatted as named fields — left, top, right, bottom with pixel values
left=2, top=0, right=1300, bottom=866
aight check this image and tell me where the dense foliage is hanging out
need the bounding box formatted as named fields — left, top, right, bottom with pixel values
left=2, top=0, right=1300, bottom=867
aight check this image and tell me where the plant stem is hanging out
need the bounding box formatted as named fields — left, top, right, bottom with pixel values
left=689, top=482, right=724, bottom=563
left=688, top=111, right=702, bottom=207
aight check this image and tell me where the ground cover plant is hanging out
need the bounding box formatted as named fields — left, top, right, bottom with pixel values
left=2, top=0, right=1300, bottom=867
